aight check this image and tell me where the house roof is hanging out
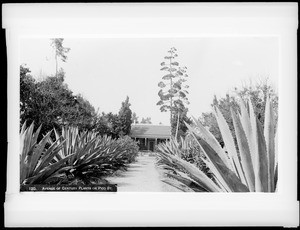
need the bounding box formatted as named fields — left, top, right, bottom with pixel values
left=130, top=124, right=171, bottom=139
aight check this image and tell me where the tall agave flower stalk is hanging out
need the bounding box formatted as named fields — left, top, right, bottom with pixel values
left=157, top=96, right=277, bottom=192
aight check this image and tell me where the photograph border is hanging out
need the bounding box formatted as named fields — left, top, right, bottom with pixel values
left=3, top=3, right=299, bottom=227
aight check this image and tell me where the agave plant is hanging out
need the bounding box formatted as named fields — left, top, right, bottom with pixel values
left=44, top=126, right=139, bottom=185
left=20, top=123, right=139, bottom=186
left=20, top=122, right=72, bottom=185
left=157, top=96, right=277, bottom=192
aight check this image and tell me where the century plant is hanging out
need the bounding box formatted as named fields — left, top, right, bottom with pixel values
left=157, top=47, right=190, bottom=138
left=20, top=123, right=139, bottom=186
left=20, top=122, right=70, bottom=185
left=46, top=126, right=139, bottom=185
left=157, top=96, right=277, bottom=192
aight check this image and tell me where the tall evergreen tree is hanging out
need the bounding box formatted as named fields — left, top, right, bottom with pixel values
left=50, top=38, right=70, bottom=76
left=118, top=96, right=132, bottom=136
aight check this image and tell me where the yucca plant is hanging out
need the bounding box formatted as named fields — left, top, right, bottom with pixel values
left=157, top=96, right=277, bottom=192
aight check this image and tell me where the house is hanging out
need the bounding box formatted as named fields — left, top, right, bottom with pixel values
left=130, top=124, right=171, bottom=151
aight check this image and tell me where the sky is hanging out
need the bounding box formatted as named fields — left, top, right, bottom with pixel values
left=20, top=37, right=279, bottom=125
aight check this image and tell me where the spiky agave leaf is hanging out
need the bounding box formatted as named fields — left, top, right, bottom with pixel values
left=195, top=137, right=249, bottom=192
left=165, top=172, right=209, bottom=192
left=20, top=122, right=71, bottom=185
left=231, top=108, right=255, bottom=191
left=191, top=117, right=234, bottom=172
left=24, top=154, right=74, bottom=185
left=33, top=139, right=67, bottom=174
left=27, top=130, right=53, bottom=177
left=157, top=143, right=222, bottom=192
left=264, top=95, right=276, bottom=192
left=20, top=122, right=44, bottom=183
left=274, top=129, right=278, bottom=191
left=213, top=106, right=248, bottom=186
left=247, top=98, right=269, bottom=192
left=184, top=123, right=240, bottom=192
left=162, top=178, right=195, bottom=192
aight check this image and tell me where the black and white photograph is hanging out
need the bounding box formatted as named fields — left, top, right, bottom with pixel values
left=19, top=36, right=279, bottom=193
left=3, top=3, right=298, bottom=227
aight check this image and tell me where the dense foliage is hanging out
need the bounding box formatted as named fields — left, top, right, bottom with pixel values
left=132, top=112, right=139, bottom=124
left=117, top=96, right=132, bottom=136
left=200, top=80, right=278, bottom=145
left=20, top=65, right=134, bottom=140
left=94, top=97, right=133, bottom=139
left=140, top=117, right=152, bottom=124
left=20, top=66, right=97, bottom=136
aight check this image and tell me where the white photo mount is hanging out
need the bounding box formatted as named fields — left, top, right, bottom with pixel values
left=3, top=3, right=299, bottom=227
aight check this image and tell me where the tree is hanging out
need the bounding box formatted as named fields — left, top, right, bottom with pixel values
left=20, top=68, right=70, bottom=134
left=200, top=80, right=278, bottom=145
left=157, top=47, right=190, bottom=138
left=104, top=112, right=121, bottom=139
left=34, top=69, right=76, bottom=134
left=70, top=94, right=97, bottom=131
left=118, top=96, right=132, bottom=136
left=94, top=112, right=112, bottom=136
left=132, top=112, right=139, bottom=124
left=141, top=117, right=152, bottom=124
left=20, top=65, right=97, bottom=136
left=234, top=79, right=278, bottom=125
left=20, top=65, right=37, bottom=129
left=50, top=38, right=70, bottom=76
left=94, top=97, right=133, bottom=139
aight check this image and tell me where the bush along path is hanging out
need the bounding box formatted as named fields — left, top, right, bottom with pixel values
left=105, top=152, right=181, bottom=192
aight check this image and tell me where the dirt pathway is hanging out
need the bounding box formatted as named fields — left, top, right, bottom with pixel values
left=105, top=152, right=181, bottom=192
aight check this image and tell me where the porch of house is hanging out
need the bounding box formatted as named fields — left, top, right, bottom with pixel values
left=130, top=124, right=171, bottom=152
left=133, top=137, right=168, bottom=152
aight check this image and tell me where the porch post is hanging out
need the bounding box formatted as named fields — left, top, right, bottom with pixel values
left=145, top=138, right=147, bottom=150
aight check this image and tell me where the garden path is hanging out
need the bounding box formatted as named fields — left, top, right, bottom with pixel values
left=105, top=152, right=181, bottom=192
